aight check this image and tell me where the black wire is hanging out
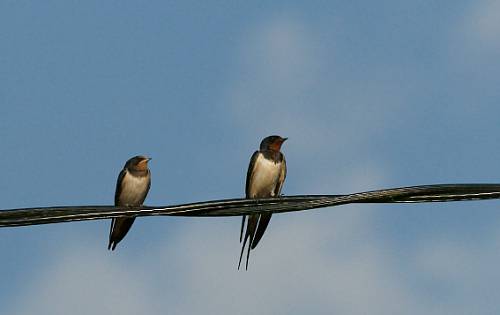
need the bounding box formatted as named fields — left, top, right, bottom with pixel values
left=1, top=184, right=500, bottom=228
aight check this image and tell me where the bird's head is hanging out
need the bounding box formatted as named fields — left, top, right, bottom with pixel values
left=125, top=155, right=152, bottom=171
left=260, top=135, right=287, bottom=152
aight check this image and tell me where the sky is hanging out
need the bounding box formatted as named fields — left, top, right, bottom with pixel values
left=1, top=1, right=500, bottom=314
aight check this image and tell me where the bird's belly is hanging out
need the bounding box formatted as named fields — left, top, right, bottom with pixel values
left=118, top=174, right=149, bottom=206
left=248, top=159, right=282, bottom=198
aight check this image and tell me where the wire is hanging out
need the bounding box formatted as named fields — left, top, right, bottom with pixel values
left=1, top=184, right=500, bottom=228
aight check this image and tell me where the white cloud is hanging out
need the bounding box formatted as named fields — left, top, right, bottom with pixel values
left=412, top=228, right=500, bottom=314
left=227, top=14, right=325, bottom=144
left=450, top=0, right=500, bottom=67
left=240, top=14, right=322, bottom=90
left=464, top=0, right=500, bottom=50
left=8, top=246, right=157, bottom=315
left=223, top=14, right=412, bottom=197
left=170, top=209, right=426, bottom=315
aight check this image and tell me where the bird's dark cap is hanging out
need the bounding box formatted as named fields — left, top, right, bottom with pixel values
left=125, top=155, right=151, bottom=167
left=260, top=135, right=287, bottom=151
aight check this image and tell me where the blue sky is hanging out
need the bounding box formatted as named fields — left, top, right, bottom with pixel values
left=1, top=1, right=500, bottom=314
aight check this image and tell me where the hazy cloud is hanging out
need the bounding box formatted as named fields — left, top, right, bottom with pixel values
left=8, top=247, right=157, bottom=315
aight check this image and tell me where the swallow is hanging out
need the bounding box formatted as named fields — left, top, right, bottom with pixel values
left=108, top=155, right=152, bottom=250
left=238, top=135, right=287, bottom=269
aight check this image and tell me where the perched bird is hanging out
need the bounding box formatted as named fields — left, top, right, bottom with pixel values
left=239, top=135, right=287, bottom=269
left=108, top=155, right=152, bottom=250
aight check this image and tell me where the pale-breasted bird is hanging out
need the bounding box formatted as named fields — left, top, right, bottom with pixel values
left=108, top=155, right=151, bottom=250
left=239, top=135, right=287, bottom=269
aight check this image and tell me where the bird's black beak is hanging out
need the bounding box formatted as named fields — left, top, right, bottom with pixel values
left=282, top=137, right=288, bottom=142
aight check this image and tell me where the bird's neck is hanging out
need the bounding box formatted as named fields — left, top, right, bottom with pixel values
left=261, top=149, right=283, bottom=162
left=127, top=168, right=150, bottom=177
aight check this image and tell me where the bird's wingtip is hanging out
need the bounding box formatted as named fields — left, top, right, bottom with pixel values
left=108, top=241, right=116, bottom=251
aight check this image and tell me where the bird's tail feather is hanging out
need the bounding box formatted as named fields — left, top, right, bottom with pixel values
left=108, top=218, right=116, bottom=250
left=238, top=214, right=258, bottom=270
left=251, top=213, right=272, bottom=250
left=239, top=215, right=246, bottom=243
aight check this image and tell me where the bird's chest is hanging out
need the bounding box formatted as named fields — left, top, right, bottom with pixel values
left=118, top=172, right=149, bottom=206
left=249, top=156, right=283, bottom=198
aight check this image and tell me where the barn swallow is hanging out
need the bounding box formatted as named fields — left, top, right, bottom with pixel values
left=108, top=155, right=152, bottom=250
left=238, top=135, right=287, bottom=269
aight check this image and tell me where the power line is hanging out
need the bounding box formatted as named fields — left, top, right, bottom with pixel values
left=1, top=184, right=499, bottom=228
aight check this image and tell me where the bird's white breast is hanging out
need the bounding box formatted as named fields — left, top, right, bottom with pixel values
left=118, top=171, right=150, bottom=206
left=248, top=153, right=283, bottom=198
